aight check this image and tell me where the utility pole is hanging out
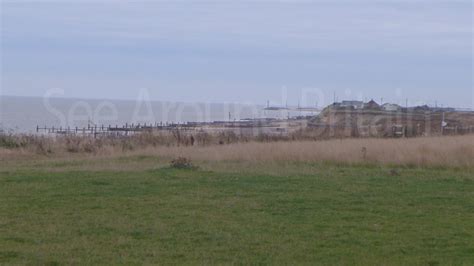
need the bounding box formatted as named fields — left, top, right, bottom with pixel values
left=333, top=91, right=336, bottom=104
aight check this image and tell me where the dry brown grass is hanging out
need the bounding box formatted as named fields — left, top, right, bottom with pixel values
left=132, top=135, right=474, bottom=167
left=1, top=135, right=473, bottom=168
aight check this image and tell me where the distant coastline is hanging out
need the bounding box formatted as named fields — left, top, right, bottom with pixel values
left=0, top=95, right=318, bottom=133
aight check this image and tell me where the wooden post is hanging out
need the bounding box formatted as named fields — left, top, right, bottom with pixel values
left=441, top=112, right=445, bottom=135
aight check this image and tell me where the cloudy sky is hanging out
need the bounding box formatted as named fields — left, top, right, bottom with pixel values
left=1, top=0, right=472, bottom=107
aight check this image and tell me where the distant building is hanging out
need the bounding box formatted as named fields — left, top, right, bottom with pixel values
left=433, top=107, right=456, bottom=112
left=341, top=100, right=364, bottom=109
left=381, top=103, right=402, bottom=111
left=363, top=100, right=381, bottom=110
left=412, top=105, right=431, bottom=112
left=405, top=105, right=456, bottom=113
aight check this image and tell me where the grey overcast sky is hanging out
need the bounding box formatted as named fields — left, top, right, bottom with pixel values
left=1, top=0, right=473, bottom=107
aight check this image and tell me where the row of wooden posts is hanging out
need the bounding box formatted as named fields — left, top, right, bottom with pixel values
left=36, top=122, right=196, bottom=136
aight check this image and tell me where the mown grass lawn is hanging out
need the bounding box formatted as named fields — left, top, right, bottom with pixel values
left=0, top=159, right=473, bottom=265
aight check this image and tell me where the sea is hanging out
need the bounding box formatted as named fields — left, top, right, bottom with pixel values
left=0, top=96, right=319, bottom=133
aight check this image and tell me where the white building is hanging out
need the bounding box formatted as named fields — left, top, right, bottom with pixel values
left=382, top=103, right=402, bottom=111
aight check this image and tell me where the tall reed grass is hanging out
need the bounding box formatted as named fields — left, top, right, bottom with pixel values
left=1, top=133, right=473, bottom=167
left=135, top=135, right=474, bottom=167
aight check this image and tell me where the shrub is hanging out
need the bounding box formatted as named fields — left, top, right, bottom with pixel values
left=170, top=157, right=196, bottom=169
left=65, top=136, right=81, bottom=153
left=389, top=169, right=400, bottom=176
left=0, top=134, right=20, bottom=148
left=35, top=137, right=53, bottom=155
left=82, top=140, right=97, bottom=154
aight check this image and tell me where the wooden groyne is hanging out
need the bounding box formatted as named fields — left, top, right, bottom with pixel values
left=36, top=118, right=309, bottom=137
left=37, top=122, right=196, bottom=136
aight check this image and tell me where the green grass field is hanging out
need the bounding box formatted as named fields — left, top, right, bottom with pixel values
left=0, top=156, right=473, bottom=265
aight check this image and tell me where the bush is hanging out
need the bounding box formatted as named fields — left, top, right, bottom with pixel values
left=0, top=134, right=20, bottom=148
left=170, top=157, right=196, bottom=169
left=65, top=136, right=81, bottom=153
left=82, top=140, right=97, bottom=154
left=35, top=137, right=53, bottom=155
